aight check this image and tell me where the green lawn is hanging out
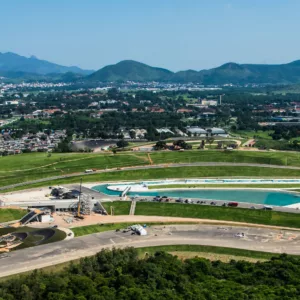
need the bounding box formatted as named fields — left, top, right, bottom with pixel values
left=136, top=245, right=286, bottom=260
left=3, top=165, right=300, bottom=193
left=72, top=222, right=134, bottom=237
left=135, top=202, right=300, bottom=228
left=150, top=150, right=300, bottom=166
left=102, top=201, right=131, bottom=215
left=231, top=130, right=273, bottom=140
left=72, top=221, right=198, bottom=237
left=148, top=184, right=300, bottom=189
left=3, top=150, right=300, bottom=188
left=0, top=152, right=149, bottom=187
left=0, top=208, right=27, bottom=223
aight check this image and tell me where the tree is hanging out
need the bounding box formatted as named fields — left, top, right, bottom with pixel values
left=154, top=140, right=167, bottom=150
left=173, top=140, right=192, bottom=150
left=116, top=139, right=129, bottom=149
left=129, top=130, right=136, bottom=139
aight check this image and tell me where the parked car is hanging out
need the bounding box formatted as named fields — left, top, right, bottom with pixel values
left=228, top=202, right=238, bottom=207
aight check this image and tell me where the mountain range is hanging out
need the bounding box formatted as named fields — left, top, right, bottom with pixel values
left=88, top=60, right=300, bottom=84
left=0, top=52, right=93, bottom=76
left=2, top=52, right=300, bottom=84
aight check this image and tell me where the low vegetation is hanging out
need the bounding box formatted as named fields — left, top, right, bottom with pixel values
left=135, top=202, right=300, bottom=228
left=2, top=150, right=300, bottom=188
left=0, top=208, right=27, bottom=223
left=136, top=244, right=283, bottom=260
left=1, top=248, right=300, bottom=299
left=4, top=165, right=300, bottom=193
left=148, top=183, right=300, bottom=189
left=72, top=222, right=199, bottom=237
left=101, top=201, right=131, bottom=215
left=72, top=222, right=134, bottom=237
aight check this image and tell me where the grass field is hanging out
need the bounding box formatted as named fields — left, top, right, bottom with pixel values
left=72, top=222, right=197, bottom=237
left=0, top=152, right=149, bottom=187
left=0, top=208, right=27, bottom=223
left=149, top=150, right=300, bottom=166
left=148, top=183, right=300, bottom=189
left=134, top=202, right=300, bottom=228
left=4, top=165, right=300, bottom=193
left=72, top=222, right=135, bottom=236
left=136, top=245, right=284, bottom=260
left=3, top=150, right=300, bottom=188
left=231, top=130, right=273, bottom=140
left=101, top=201, right=131, bottom=215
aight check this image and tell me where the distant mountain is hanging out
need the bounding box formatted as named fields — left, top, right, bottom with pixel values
left=0, top=52, right=93, bottom=76
left=3, top=52, right=300, bottom=84
left=87, top=60, right=173, bottom=82
left=87, top=60, right=300, bottom=84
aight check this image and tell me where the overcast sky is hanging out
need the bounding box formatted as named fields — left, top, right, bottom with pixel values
left=1, top=0, right=300, bottom=71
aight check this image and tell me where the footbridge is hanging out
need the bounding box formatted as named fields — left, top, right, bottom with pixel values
left=121, top=186, right=131, bottom=199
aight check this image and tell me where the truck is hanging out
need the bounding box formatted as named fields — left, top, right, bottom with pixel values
left=228, top=202, right=238, bottom=207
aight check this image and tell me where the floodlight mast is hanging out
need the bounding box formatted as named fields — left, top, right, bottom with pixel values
left=77, top=178, right=82, bottom=217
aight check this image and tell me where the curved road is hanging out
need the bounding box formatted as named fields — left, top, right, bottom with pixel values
left=1, top=224, right=300, bottom=278
left=2, top=162, right=300, bottom=191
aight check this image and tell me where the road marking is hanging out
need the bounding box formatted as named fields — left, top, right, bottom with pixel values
left=110, top=238, right=116, bottom=244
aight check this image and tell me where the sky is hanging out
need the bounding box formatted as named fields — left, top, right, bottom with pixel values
left=1, top=0, right=300, bottom=71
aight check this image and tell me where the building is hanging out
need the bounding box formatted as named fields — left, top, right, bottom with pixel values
left=4, top=100, right=19, bottom=105
left=156, top=128, right=174, bottom=135
left=186, top=127, right=207, bottom=136
left=209, top=128, right=227, bottom=136
left=177, top=108, right=193, bottom=113
left=186, top=127, right=227, bottom=137
left=201, top=99, right=218, bottom=106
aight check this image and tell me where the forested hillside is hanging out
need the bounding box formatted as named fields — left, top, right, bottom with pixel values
left=1, top=248, right=300, bottom=299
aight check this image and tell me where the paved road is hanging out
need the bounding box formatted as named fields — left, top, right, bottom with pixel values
left=2, top=162, right=300, bottom=191
left=1, top=224, right=300, bottom=278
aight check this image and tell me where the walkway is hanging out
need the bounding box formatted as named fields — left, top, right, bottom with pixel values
left=129, top=201, right=136, bottom=215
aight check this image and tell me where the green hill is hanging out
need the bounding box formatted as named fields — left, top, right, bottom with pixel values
left=87, top=60, right=173, bottom=82
left=87, top=59, right=300, bottom=84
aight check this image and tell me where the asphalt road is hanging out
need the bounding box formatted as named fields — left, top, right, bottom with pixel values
left=2, top=161, right=300, bottom=191
left=1, top=224, right=300, bottom=278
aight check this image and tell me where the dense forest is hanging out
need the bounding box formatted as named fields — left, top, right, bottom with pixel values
left=1, top=248, right=300, bottom=299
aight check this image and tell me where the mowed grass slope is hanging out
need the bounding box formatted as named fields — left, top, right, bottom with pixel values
left=0, top=152, right=148, bottom=187
left=135, top=202, right=300, bottom=228
left=136, top=245, right=282, bottom=260
left=4, top=165, right=300, bottom=193
left=0, top=208, right=27, bottom=223
left=2, top=150, right=300, bottom=188
left=150, top=150, right=300, bottom=166
left=102, top=201, right=131, bottom=215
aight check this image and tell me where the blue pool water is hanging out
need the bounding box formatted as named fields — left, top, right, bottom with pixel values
left=92, top=184, right=300, bottom=206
